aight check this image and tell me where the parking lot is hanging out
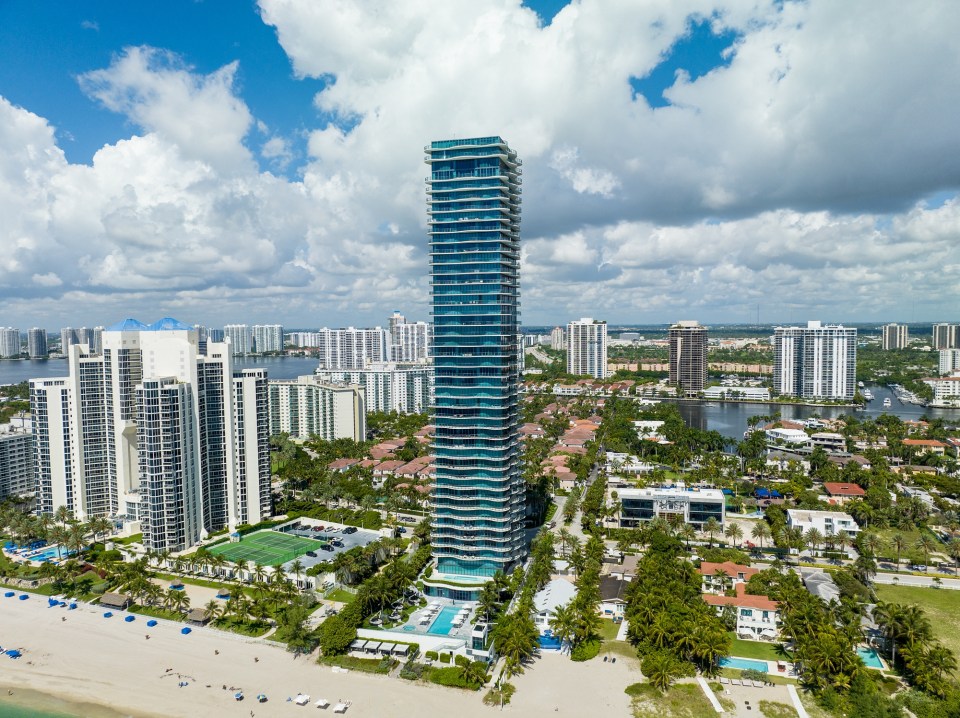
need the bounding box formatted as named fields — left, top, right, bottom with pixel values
left=278, top=519, right=382, bottom=571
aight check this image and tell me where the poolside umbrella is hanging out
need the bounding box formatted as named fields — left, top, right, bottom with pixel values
left=103, top=612, right=113, bottom=618
left=180, top=627, right=191, bottom=635
left=146, top=619, right=158, bottom=627
left=124, top=615, right=135, bottom=622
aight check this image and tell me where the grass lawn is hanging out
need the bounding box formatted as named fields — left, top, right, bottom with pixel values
left=627, top=682, right=717, bottom=718
left=155, top=572, right=256, bottom=597
left=874, top=583, right=960, bottom=660
left=602, top=640, right=640, bottom=662
left=758, top=700, right=799, bottom=718
left=871, top=527, right=945, bottom=565
left=326, top=588, right=357, bottom=604
left=728, top=634, right=786, bottom=662
left=600, top=619, right=621, bottom=641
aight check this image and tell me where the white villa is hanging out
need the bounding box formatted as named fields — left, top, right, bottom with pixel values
left=703, top=584, right=781, bottom=641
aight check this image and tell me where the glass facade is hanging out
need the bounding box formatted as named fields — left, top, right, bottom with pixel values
left=427, top=137, right=526, bottom=577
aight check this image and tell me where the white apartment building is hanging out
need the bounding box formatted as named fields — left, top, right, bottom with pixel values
left=315, top=362, right=433, bottom=414
left=786, top=509, right=860, bottom=537
left=223, top=324, right=253, bottom=355
left=252, top=324, right=284, bottom=353
left=773, top=321, right=857, bottom=400
left=0, top=328, right=21, bottom=358
left=0, top=422, right=34, bottom=500
left=30, top=318, right=271, bottom=552
left=388, top=312, right=432, bottom=363
left=567, top=318, right=607, bottom=379
left=550, top=327, right=566, bottom=351
left=933, top=323, right=959, bottom=350
left=314, top=327, right=390, bottom=370
left=27, top=328, right=47, bottom=358
left=923, top=374, right=960, bottom=407
left=268, top=376, right=366, bottom=441
left=881, top=323, right=909, bottom=350
left=702, top=386, right=771, bottom=400
left=939, top=349, right=960, bottom=376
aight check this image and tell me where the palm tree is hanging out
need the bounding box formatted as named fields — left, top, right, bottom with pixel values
left=289, top=558, right=305, bottom=588
left=642, top=651, right=677, bottom=692
left=548, top=603, right=577, bottom=653
left=859, top=531, right=882, bottom=559
left=804, top=528, right=823, bottom=557
left=461, top=660, right=488, bottom=689
left=724, top=523, right=743, bottom=548
left=915, top=534, right=937, bottom=569
left=751, top=522, right=771, bottom=549
left=204, top=599, right=223, bottom=623
left=890, top=533, right=907, bottom=569
left=948, top=538, right=960, bottom=575
left=712, top=569, right=730, bottom=594
left=703, top=517, right=721, bottom=547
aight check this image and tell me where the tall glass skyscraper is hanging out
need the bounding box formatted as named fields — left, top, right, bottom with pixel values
left=426, top=137, right=526, bottom=584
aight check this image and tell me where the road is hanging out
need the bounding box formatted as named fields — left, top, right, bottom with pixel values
left=872, top=572, right=960, bottom=590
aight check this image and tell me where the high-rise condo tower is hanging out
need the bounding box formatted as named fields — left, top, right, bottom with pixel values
left=426, top=137, right=526, bottom=589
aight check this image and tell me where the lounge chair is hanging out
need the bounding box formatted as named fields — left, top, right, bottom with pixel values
left=719, top=677, right=729, bottom=684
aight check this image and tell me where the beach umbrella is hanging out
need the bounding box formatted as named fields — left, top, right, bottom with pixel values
left=68, top=603, right=77, bottom=610
left=103, top=612, right=113, bottom=618
left=18, top=594, right=28, bottom=600
left=124, top=615, right=135, bottom=623
left=146, top=619, right=158, bottom=627
left=257, top=694, right=267, bottom=703
left=180, top=627, right=192, bottom=635
left=4, top=592, right=14, bottom=598
left=235, top=692, right=244, bottom=701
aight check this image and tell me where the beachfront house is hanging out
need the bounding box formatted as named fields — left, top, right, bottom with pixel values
left=702, top=584, right=781, bottom=641
left=786, top=509, right=860, bottom=537
left=598, top=576, right=629, bottom=620
left=533, top=579, right=577, bottom=634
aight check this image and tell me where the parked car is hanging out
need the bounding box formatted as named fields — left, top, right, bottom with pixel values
left=321, top=544, right=335, bottom=552
left=306, top=551, right=317, bottom=558
left=331, top=539, right=343, bottom=547
left=396, top=527, right=407, bottom=534
left=343, top=526, right=358, bottom=534
left=325, top=526, right=337, bottom=532
left=401, top=516, right=417, bottom=523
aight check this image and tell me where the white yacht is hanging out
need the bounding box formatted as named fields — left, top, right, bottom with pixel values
left=883, top=397, right=892, bottom=408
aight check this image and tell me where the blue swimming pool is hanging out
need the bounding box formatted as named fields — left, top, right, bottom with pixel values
left=720, top=657, right=770, bottom=672
left=539, top=631, right=562, bottom=650
left=857, top=646, right=884, bottom=669
left=427, top=605, right=461, bottom=636
left=29, top=546, right=74, bottom=563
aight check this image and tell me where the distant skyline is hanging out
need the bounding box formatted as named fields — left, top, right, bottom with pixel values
left=1, top=1, right=959, bottom=327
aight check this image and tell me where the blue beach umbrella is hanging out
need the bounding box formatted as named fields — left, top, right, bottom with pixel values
left=124, top=615, right=135, bottom=622
left=103, top=611, right=113, bottom=618
left=18, top=594, right=28, bottom=600
left=181, top=626, right=191, bottom=635
left=3, top=592, right=14, bottom=598
left=146, top=619, right=158, bottom=627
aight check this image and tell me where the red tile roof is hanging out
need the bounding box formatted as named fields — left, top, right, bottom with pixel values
left=699, top=562, right=758, bottom=580
left=823, top=482, right=866, bottom=497
left=702, top=583, right=778, bottom=611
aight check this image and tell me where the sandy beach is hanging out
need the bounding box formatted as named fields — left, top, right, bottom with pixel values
left=0, top=595, right=637, bottom=718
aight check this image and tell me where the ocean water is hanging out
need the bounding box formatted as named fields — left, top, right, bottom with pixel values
left=0, top=688, right=138, bottom=718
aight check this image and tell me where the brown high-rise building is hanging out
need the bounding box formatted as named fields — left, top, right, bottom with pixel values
left=669, top=321, right=708, bottom=396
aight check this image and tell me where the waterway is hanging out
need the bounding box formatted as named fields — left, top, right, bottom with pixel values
left=0, top=355, right=320, bottom=386
left=673, top=383, right=960, bottom=440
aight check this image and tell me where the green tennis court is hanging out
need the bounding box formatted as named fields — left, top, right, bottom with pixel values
left=208, top=530, right=323, bottom=566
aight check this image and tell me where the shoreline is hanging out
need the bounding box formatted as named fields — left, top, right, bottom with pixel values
left=0, top=593, right=636, bottom=717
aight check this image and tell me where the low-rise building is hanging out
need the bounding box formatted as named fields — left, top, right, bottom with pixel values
left=786, top=509, right=860, bottom=537
left=810, top=432, right=846, bottom=452
left=765, top=427, right=811, bottom=446
left=822, top=482, right=865, bottom=506
left=618, top=485, right=724, bottom=529
left=699, top=561, right=758, bottom=594
left=533, top=578, right=577, bottom=634
left=702, top=386, right=771, bottom=401
left=599, top=575, right=630, bottom=619
left=703, top=583, right=780, bottom=641
left=902, top=439, right=948, bottom=456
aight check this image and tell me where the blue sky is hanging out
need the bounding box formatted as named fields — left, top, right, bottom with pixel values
left=0, top=1, right=958, bottom=328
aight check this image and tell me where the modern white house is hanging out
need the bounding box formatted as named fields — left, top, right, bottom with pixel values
left=765, top=427, right=811, bottom=446
left=618, top=485, right=725, bottom=529
left=703, top=584, right=781, bottom=641
left=786, top=509, right=860, bottom=537
left=532, top=578, right=577, bottom=634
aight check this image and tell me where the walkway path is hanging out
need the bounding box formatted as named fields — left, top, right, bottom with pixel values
left=696, top=676, right=724, bottom=713
left=787, top=685, right=810, bottom=718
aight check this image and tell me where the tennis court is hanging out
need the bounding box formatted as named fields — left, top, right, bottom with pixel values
left=208, top=530, right=323, bottom=566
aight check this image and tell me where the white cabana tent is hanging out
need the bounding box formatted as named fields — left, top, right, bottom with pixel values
left=333, top=702, right=350, bottom=713
left=295, top=694, right=310, bottom=705
left=315, top=698, right=330, bottom=708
